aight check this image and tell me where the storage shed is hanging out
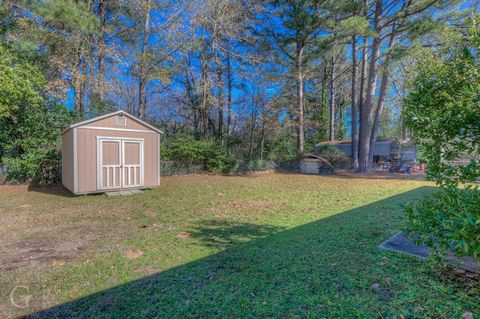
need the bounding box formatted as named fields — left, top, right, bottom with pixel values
left=62, top=110, right=162, bottom=195
left=300, top=154, right=334, bottom=175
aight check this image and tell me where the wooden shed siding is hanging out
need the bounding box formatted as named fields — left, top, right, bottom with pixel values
left=76, top=128, right=159, bottom=193
left=61, top=129, right=74, bottom=192
left=86, top=115, right=150, bottom=131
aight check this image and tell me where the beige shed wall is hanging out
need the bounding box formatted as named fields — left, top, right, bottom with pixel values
left=76, top=128, right=159, bottom=193
left=61, top=129, right=75, bottom=192
left=86, top=115, right=149, bottom=130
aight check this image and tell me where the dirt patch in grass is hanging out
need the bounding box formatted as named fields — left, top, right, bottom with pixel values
left=144, top=211, right=157, bottom=218
left=0, top=222, right=133, bottom=271
left=16, top=204, right=32, bottom=209
left=175, top=231, right=191, bottom=239
left=0, top=187, right=159, bottom=273
left=124, top=249, right=144, bottom=260
left=0, top=185, right=29, bottom=192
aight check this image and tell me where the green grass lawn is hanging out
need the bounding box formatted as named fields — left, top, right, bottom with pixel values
left=0, top=173, right=478, bottom=318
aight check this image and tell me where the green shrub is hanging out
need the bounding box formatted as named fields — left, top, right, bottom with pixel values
left=316, top=145, right=351, bottom=168
left=162, top=135, right=237, bottom=174
left=406, top=187, right=480, bottom=261
left=0, top=45, right=75, bottom=184
left=203, top=146, right=237, bottom=174
left=403, top=16, right=480, bottom=262
left=236, top=159, right=273, bottom=172
left=264, top=133, right=298, bottom=161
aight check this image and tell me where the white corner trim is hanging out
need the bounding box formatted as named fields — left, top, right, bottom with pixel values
left=96, top=136, right=100, bottom=190
left=78, top=126, right=157, bottom=134
left=73, top=127, right=78, bottom=193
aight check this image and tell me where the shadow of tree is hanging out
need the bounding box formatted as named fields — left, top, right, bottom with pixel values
left=188, top=220, right=285, bottom=249
left=22, top=186, right=478, bottom=318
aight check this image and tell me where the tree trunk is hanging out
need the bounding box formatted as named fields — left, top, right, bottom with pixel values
left=138, top=1, right=151, bottom=119
left=97, top=0, right=106, bottom=102
left=320, top=63, right=328, bottom=139
left=126, top=84, right=133, bottom=114
left=73, top=75, right=84, bottom=115
left=249, top=96, right=257, bottom=160
left=368, top=68, right=390, bottom=162
left=358, top=2, right=382, bottom=172
left=369, top=30, right=397, bottom=161
left=356, top=40, right=368, bottom=171
left=217, top=53, right=224, bottom=138
left=260, top=122, right=265, bottom=161
left=226, top=46, right=233, bottom=135
left=329, top=57, right=336, bottom=141
left=296, top=41, right=305, bottom=153
left=73, top=39, right=86, bottom=116
left=358, top=36, right=380, bottom=172
left=73, top=66, right=82, bottom=115
left=351, top=35, right=359, bottom=170
left=201, top=61, right=209, bottom=136
left=200, top=28, right=209, bottom=137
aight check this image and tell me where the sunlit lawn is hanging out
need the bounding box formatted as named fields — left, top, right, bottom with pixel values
left=0, top=173, right=478, bottom=318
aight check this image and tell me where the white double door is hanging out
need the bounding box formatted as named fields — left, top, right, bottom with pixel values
left=97, top=137, right=144, bottom=190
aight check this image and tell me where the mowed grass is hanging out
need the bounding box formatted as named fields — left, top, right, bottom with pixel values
left=0, top=173, right=478, bottom=318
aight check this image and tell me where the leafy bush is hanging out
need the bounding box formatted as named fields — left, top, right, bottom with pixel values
left=0, top=45, right=75, bottom=184
left=236, top=160, right=274, bottom=173
left=403, top=16, right=480, bottom=262
left=406, top=187, right=480, bottom=261
left=316, top=145, right=351, bottom=168
left=264, top=133, right=298, bottom=161
left=162, top=135, right=237, bottom=174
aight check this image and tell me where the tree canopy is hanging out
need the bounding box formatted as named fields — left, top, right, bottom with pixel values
left=0, top=0, right=476, bottom=182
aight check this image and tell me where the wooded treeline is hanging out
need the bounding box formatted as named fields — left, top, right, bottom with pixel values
left=0, top=0, right=471, bottom=174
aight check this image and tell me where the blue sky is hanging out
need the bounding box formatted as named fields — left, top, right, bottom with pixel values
left=65, top=0, right=478, bottom=139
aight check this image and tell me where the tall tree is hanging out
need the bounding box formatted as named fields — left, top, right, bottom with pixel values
left=357, top=0, right=458, bottom=172
left=335, top=1, right=371, bottom=169
left=120, top=0, right=183, bottom=119
left=267, top=0, right=330, bottom=153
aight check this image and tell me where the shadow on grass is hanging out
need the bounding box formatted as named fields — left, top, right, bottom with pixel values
left=27, top=185, right=76, bottom=198
left=188, top=220, right=285, bottom=249
left=25, top=186, right=474, bottom=319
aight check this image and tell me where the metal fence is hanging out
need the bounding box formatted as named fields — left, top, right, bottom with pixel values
left=160, top=160, right=281, bottom=176
left=0, top=160, right=297, bottom=184
left=160, top=161, right=204, bottom=176
left=0, top=164, right=6, bottom=184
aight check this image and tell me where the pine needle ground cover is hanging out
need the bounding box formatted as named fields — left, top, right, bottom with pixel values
left=0, top=173, right=478, bottom=318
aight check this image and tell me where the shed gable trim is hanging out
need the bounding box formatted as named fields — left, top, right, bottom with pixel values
left=62, top=110, right=164, bottom=134
left=78, top=126, right=158, bottom=134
